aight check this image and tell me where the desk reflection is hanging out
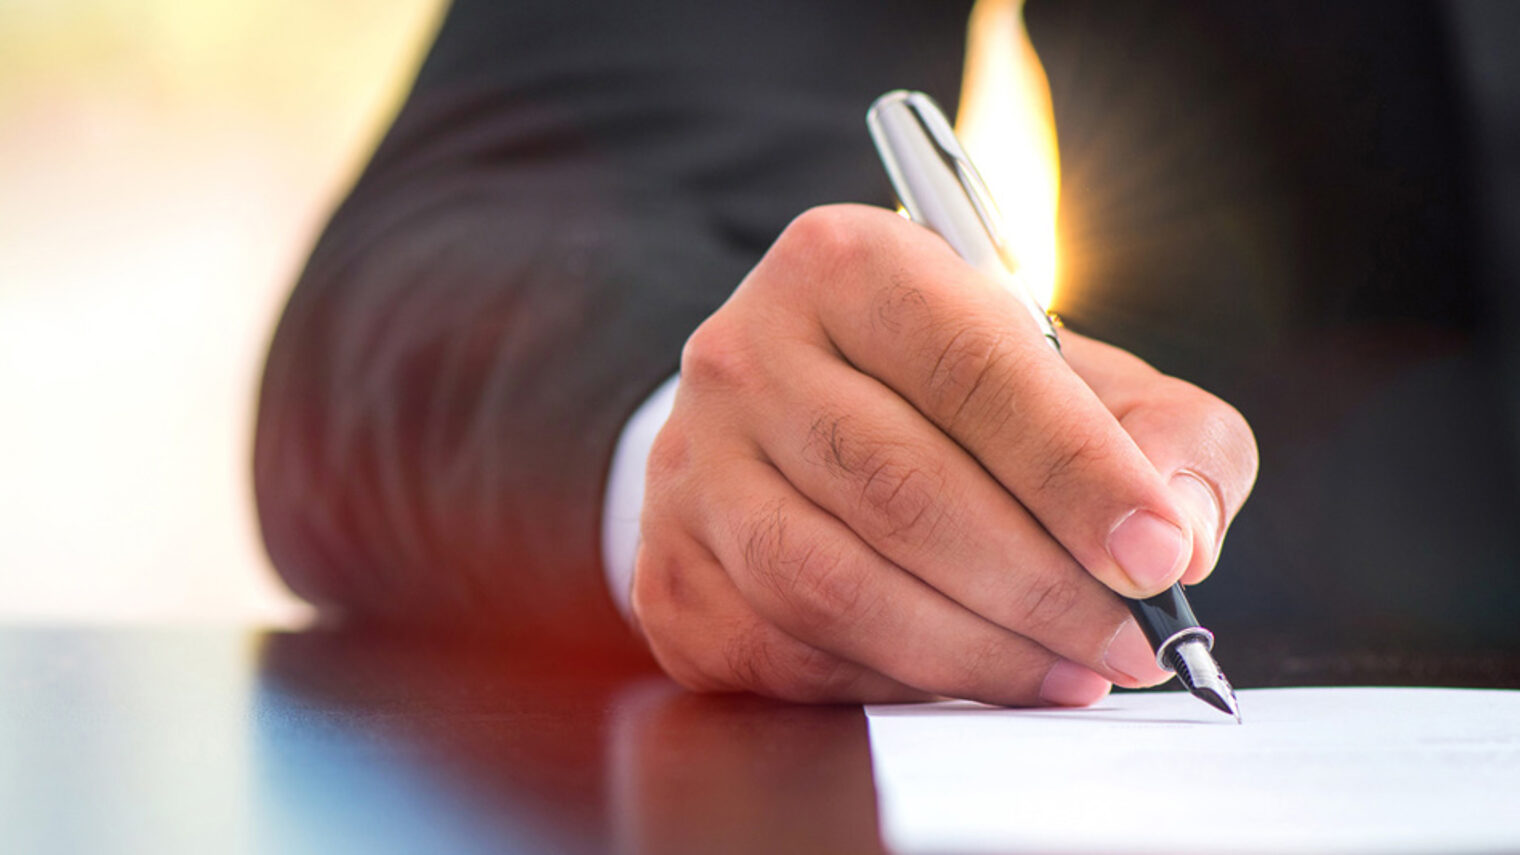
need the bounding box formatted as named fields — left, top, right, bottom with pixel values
left=6, top=627, right=1512, bottom=854
left=256, top=630, right=885, bottom=855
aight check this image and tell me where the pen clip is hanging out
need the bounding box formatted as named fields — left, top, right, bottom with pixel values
left=870, top=89, right=1061, bottom=351
left=899, top=93, right=1014, bottom=266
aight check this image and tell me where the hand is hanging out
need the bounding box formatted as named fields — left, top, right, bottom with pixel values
left=631, top=204, right=1258, bottom=705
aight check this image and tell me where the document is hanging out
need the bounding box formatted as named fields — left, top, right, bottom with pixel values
left=866, top=687, right=1520, bottom=854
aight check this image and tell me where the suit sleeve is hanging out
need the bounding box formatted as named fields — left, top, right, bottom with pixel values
left=252, top=0, right=968, bottom=649
left=253, top=172, right=749, bottom=649
left=251, top=35, right=751, bottom=649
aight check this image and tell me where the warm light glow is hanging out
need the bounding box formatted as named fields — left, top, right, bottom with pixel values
left=955, top=0, right=1062, bottom=310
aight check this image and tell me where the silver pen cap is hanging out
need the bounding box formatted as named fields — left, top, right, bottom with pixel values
left=866, top=90, right=1061, bottom=352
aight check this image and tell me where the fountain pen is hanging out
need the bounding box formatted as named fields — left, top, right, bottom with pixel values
left=867, top=90, right=1241, bottom=721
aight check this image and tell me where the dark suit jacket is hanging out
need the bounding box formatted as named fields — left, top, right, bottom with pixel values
left=254, top=0, right=1520, bottom=655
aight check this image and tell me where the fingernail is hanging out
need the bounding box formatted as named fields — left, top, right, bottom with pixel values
left=1171, top=471, right=1223, bottom=566
left=1107, top=509, right=1189, bottom=592
left=1039, top=660, right=1111, bottom=706
left=1103, top=618, right=1169, bottom=686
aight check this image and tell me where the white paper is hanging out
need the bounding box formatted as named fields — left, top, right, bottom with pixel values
left=866, top=687, right=1520, bottom=854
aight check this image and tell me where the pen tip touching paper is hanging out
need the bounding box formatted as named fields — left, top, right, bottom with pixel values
left=1191, top=683, right=1243, bottom=723
left=1167, top=636, right=1243, bottom=722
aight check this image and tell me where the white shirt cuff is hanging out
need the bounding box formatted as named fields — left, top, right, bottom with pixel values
left=601, top=374, right=679, bottom=622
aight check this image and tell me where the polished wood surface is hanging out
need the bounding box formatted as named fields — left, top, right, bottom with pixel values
left=4, top=627, right=1516, bottom=854
left=2, top=628, right=884, bottom=855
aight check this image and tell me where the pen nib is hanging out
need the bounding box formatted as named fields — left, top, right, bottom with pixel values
left=1166, top=637, right=1243, bottom=723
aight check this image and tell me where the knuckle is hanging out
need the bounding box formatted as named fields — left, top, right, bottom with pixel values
left=858, top=456, right=951, bottom=548
left=777, top=205, right=876, bottom=271
left=740, top=499, right=789, bottom=577
left=645, top=422, right=690, bottom=481
left=801, top=409, right=860, bottom=476
left=680, top=317, right=751, bottom=392
left=786, top=546, right=868, bottom=626
left=628, top=542, right=680, bottom=637
left=924, top=325, right=1022, bottom=436
left=1012, top=575, right=1082, bottom=633
left=743, top=501, right=871, bottom=627
left=800, top=410, right=952, bottom=548
left=633, top=558, right=729, bottom=693
left=628, top=551, right=658, bottom=630
left=870, top=275, right=933, bottom=335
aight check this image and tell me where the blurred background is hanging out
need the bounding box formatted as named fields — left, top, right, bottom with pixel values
left=0, top=0, right=444, bottom=623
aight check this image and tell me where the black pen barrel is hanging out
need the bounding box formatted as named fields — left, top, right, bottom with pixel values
left=1127, top=584, right=1207, bottom=655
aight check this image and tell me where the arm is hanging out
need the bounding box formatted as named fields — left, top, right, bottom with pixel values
left=255, top=0, right=1261, bottom=700
left=252, top=0, right=971, bottom=650
left=253, top=172, right=741, bottom=649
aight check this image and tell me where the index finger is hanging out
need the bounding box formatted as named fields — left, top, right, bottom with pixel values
left=766, top=205, right=1195, bottom=598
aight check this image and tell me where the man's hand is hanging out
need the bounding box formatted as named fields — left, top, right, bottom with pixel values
left=631, top=204, right=1258, bottom=705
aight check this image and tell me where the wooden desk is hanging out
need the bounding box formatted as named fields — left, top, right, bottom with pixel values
left=4, top=627, right=1515, bottom=854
